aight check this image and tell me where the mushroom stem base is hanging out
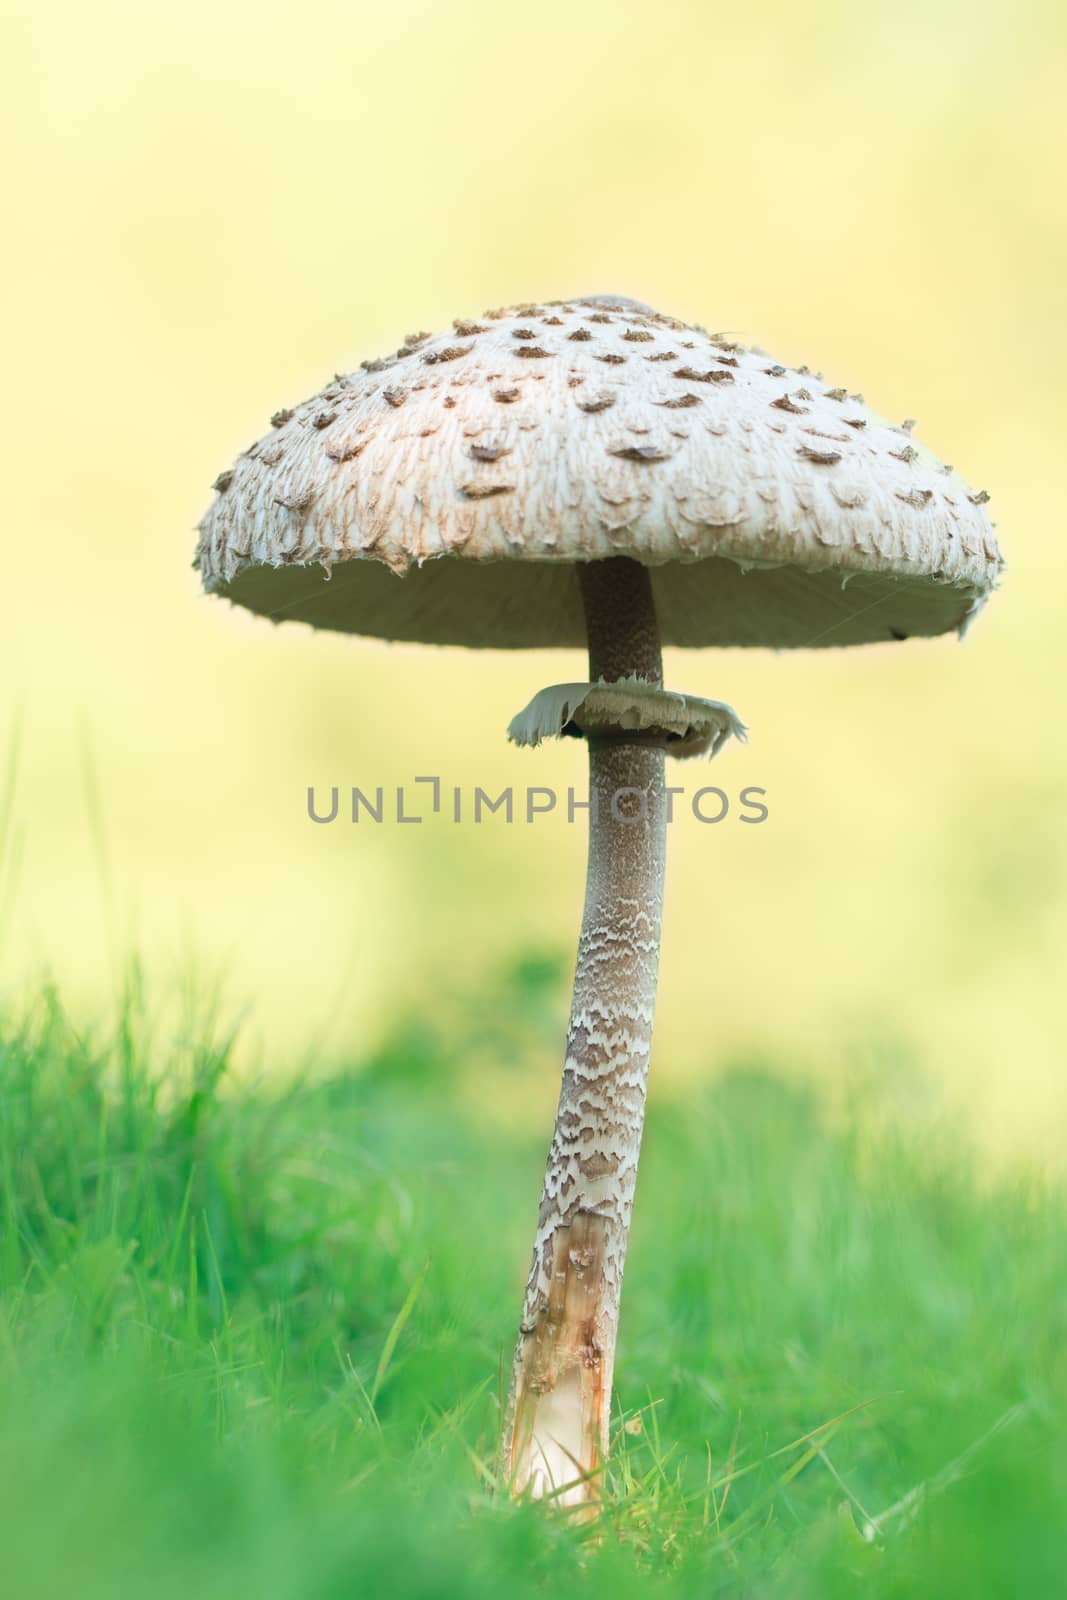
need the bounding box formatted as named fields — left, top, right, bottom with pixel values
left=506, top=1210, right=610, bottom=1508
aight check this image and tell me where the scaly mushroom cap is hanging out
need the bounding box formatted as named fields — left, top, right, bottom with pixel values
left=196, top=295, right=1002, bottom=649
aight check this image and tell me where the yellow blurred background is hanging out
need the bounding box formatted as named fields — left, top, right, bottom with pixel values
left=1, top=0, right=1064, bottom=1161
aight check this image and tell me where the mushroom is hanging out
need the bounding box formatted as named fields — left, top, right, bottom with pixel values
left=196, top=294, right=1003, bottom=1507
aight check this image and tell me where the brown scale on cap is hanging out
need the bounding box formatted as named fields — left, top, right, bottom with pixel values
left=324, top=436, right=365, bottom=463
left=272, top=487, right=313, bottom=512
left=461, top=481, right=514, bottom=500
left=674, top=365, right=734, bottom=385
left=609, top=444, right=674, bottom=463
left=422, top=343, right=473, bottom=365
left=797, top=444, right=843, bottom=465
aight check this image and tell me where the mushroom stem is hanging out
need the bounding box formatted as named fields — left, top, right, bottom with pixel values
left=503, top=557, right=667, bottom=1507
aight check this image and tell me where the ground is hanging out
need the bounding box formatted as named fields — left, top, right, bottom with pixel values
left=1, top=965, right=1064, bottom=1598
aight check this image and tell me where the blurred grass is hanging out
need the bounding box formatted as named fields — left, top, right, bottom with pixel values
left=2, top=968, right=1065, bottom=1597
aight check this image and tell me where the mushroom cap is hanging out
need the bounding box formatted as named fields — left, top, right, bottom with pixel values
left=196, top=295, right=1002, bottom=649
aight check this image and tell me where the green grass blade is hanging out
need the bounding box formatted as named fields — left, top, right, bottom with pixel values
left=371, top=1258, right=431, bottom=1406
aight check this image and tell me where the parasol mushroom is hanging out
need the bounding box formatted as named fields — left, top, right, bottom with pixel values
left=196, top=293, right=1002, bottom=1507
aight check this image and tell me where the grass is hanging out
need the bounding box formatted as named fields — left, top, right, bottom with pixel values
left=1, top=963, right=1065, bottom=1598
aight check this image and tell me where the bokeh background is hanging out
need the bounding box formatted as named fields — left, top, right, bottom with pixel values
left=2, top=0, right=1064, bottom=1161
